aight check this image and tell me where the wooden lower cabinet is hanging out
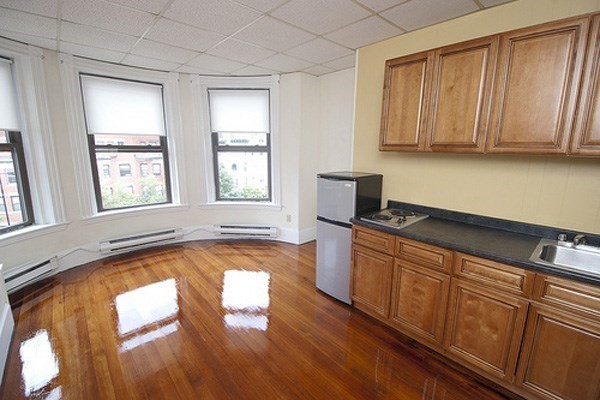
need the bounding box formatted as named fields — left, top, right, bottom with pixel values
left=516, top=305, right=600, bottom=400
left=389, top=260, right=450, bottom=347
left=443, top=279, right=528, bottom=381
left=351, top=244, right=393, bottom=320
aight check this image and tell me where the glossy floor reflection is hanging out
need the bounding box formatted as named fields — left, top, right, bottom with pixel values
left=2, top=241, right=510, bottom=399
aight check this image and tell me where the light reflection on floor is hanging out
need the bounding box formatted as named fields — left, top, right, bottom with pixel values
left=222, top=270, right=270, bottom=331
left=19, top=330, right=59, bottom=396
left=114, top=278, right=180, bottom=352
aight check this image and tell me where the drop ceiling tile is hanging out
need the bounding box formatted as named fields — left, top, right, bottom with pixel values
left=164, top=0, right=262, bottom=36
left=285, top=37, right=352, bottom=64
left=131, top=39, right=199, bottom=64
left=60, top=42, right=126, bottom=63
left=105, top=0, right=171, bottom=14
left=0, top=8, right=56, bottom=39
left=0, top=31, right=57, bottom=50
left=381, top=0, right=478, bottom=31
left=60, top=22, right=138, bottom=53
left=122, top=54, right=182, bottom=71
left=322, top=54, right=355, bottom=70
left=186, top=54, right=248, bottom=73
left=354, top=0, right=409, bottom=12
left=0, top=0, right=57, bottom=17
left=255, top=53, right=313, bottom=73
left=146, top=18, right=226, bottom=52
left=231, top=0, right=289, bottom=12
left=270, top=0, right=370, bottom=35
left=479, top=0, right=514, bottom=6
left=233, top=16, right=315, bottom=52
left=61, top=0, right=156, bottom=36
left=232, top=65, right=276, bottom=75
left=207, top=38, right=275, bottom=64
left=325, top=16, right=402, bottom=49
left=303, top=64, right=334, bottom=76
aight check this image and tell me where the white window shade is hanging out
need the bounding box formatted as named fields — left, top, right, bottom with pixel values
left=209, top=89, right=269, bottom=133
left=80, top=74, right=165, bottom=136
left=0, top=59, right=21, bottom=131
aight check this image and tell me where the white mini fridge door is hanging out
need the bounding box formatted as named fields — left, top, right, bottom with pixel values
left=316, top=220, right=352, bottom=304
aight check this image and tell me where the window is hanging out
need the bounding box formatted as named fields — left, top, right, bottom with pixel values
left=102, top=164, right=110, bottom=178
left=79, top=74, right=171, bottom=211
left=119, top=164, right=131, bottom=177
left=0, top=58, right=34, bottom=234
left=152, top=163, right=161, bottom=176
left=208, top=89, right=271, bottom=201
left=140, top=163, right=148, bottom=177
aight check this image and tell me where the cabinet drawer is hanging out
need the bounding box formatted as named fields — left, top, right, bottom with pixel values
left=533, top=274, right=600, bottom=318
left=395, top=237, right=453, bottom=273
left=353, top=225, right=395, bottom=255
left=453, top=253, right=534, bottom=297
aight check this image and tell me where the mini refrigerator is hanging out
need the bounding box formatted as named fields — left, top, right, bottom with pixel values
left=316, top=172, right=382, bottom=304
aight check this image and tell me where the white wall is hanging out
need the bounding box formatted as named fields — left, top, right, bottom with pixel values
left=0, top=48, right=356, bottom=275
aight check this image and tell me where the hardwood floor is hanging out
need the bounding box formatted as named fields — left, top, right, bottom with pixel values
left=1, top=240, right=512, bottom=399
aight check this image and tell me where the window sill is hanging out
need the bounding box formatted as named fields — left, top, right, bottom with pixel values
left=0, top=222, right=70, bottom=247
left=82, top=203, right=190, bottom=224
left=199, top=202, right=282, bottom=211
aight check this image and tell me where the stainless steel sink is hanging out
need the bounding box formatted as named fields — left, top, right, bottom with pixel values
left=530, top=239, right=600, bottom=277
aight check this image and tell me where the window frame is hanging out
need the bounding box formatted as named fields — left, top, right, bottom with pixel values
left=0, top=131, right=34, bottom=233
left=193, top=75, right=280, bottom=208
left=61, top=55, right=186, bottom=220
left=0, top=40, right=65, bottom=243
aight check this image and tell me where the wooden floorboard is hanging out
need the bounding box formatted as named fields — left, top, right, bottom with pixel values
left=1, top=240, right=513, bottom=399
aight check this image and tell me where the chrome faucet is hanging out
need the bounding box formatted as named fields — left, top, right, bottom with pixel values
left=573, top=234, right=587, bottom=246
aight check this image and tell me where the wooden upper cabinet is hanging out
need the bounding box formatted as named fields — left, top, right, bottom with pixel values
left=426, top=37, right=498, bottom=152
left=487, top=17, right=590, bottom=154
left=380, top=51, right=433, bottom=151
left=572, top=14, right=600, bottom=155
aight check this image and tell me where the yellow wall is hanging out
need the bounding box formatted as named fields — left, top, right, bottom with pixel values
left=353, top=0, right=600, bottom=234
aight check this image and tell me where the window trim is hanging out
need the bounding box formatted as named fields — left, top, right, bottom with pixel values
left=60, top=55, right=186, bottom=219
left=0, top=38, right=65, bottom=242
left=192, top=75, right=280, bottom=207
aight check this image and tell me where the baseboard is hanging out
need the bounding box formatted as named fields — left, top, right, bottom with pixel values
left=12, top=224, right=316, bottom=290
left=0, top=302, right=14, bottom=383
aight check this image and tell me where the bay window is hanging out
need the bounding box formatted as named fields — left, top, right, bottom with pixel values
left=0, top=58, right=33, bottom=234
left=79, top=74, right=172, bottom=212
left=208, top=89, right=272, bottom=202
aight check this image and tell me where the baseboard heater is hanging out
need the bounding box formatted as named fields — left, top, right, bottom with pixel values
left=100, top=228, right=183, bottom=254
left=213, top=224, right=278, bottom=238
left=4, top=257, right=59, bottom=293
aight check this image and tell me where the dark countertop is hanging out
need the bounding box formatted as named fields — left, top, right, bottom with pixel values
left=352, top=202, right=600, bottom=286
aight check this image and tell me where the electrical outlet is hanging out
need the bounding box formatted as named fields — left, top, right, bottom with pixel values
left=286, top=214, right=292, bottom=223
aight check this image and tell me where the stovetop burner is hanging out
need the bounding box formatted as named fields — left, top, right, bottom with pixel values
left=372, top=214, right=393, bottom=221
left=359, top=208, right=428, bottom=229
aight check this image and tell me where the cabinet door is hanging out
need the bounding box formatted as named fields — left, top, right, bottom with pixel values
left=426, top=36, right=498, bottom=152
left=487, top=17, right=589, bottom=154
left=380, top=51, right=433, bottom=151
left=390, top=260, right=450, bottom=347
left=516, top=305, right=600, bottom=400
left=351, top=244, right=393, bottom=320
left=572, top=14, right=600, bottom=155
left=444, top=279, right=528, bottom=381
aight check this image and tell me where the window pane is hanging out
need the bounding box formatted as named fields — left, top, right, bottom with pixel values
left=0, top=131, right=8, bottom=144
left=209, top=90, right=269, bottom=133
left=96, top=152, right=167, bottom=210
left=0, top=150, right=25, bottom=227
left=80, top=74, right=165, bottom=136
left=94, top=134, right=161, bottom=146
left=217, top=152, right=268, bottom=200
left=217, top=133, right=267, bottom=147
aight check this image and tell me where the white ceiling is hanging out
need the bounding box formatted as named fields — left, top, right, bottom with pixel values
left=0, top=0, right=514, bottom=76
